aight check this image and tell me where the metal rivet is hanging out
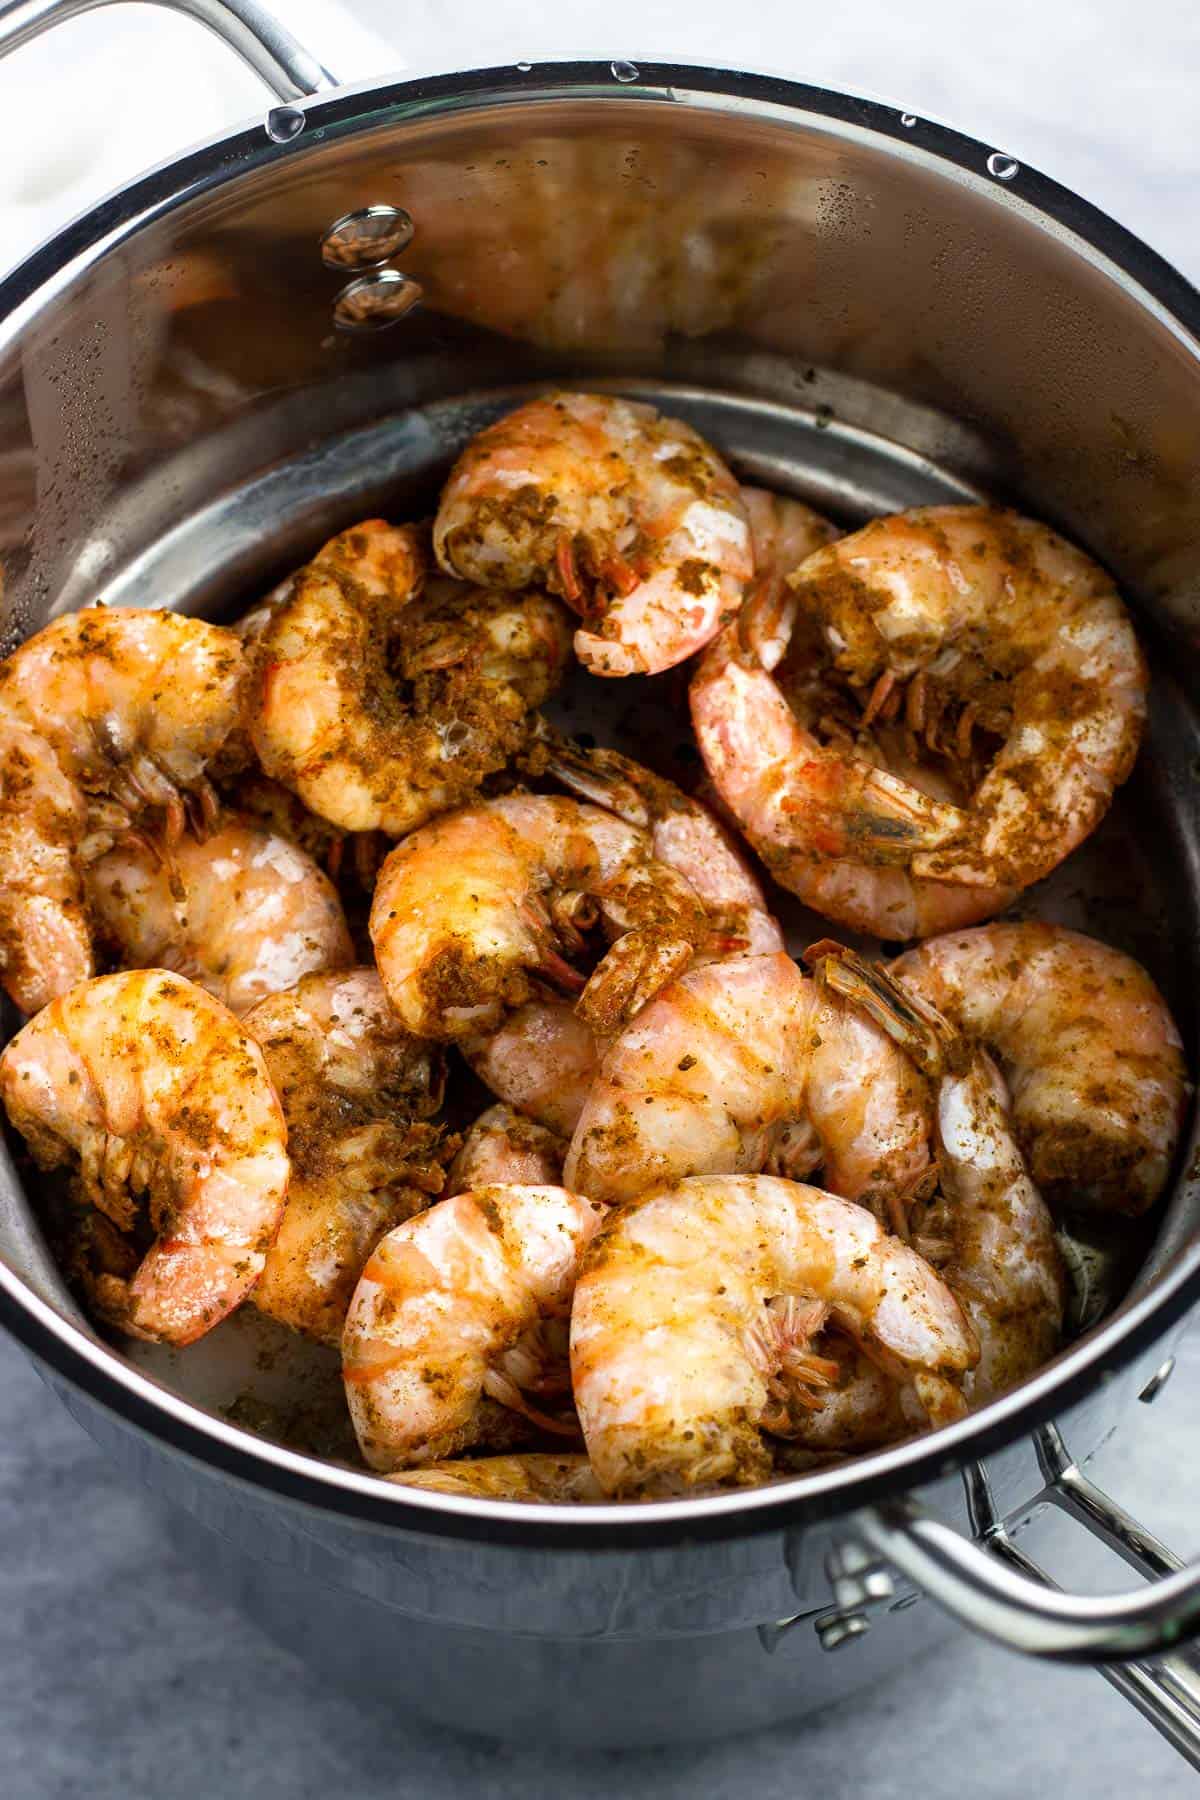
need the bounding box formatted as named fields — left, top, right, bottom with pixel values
left=889, top=1591, right=922, bottom=1613
left=332, top=270, right=424, bottom=333
left=1139, top=1356, right=1176, bottom=1403
left=321, top=205, right=415, bottom=272
left=986, top=151, right=1020, bottom=182
left=815, top=1611, right=871, bottom=1652
left=611, top=60, right=639, bottom=83
left=265, top=105, right=305, bottom=144
left=900, top=113, right=917, bottom=127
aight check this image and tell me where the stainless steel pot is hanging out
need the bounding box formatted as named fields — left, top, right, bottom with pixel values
left=2, top=0, right=1200, bottom=1759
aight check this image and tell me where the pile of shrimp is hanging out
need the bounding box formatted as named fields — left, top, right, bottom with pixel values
left=0, top=391, right=1189, bottom=1503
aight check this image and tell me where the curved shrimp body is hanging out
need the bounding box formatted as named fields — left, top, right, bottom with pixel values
left=0, top=970, right=288, bottom=1345
left=0, top=718, right=91, bottom=1013
left=229, top=771, right=385, bottom=898
left=459, top=741, right=783, bottom=1131
left=249, top=520, right=571, bottom=835
left=739, top=487, right=841, bottom=650
left=564, top=951, right=931, bottom=1209
left=447, top=1104, right=564, bottom=1193
left=342, top=1184, right=604, bottom=1471
left=370, top=794, right=707, bottom=1041
left=886, top=923, right=1187, bottom=1215
left=932, top=1052, right=1065, bottom=1401
left=691, top=499, right=1013, bottom=941
left=535, top=731, right=783, bottom=956
left=243, top=970, right=448, bottom=1345
left=389, top=1453, right=603, bottom=1503
left=570, top=1175, right=976, bottom=1496
left=461, top=1000, right=600, bottom=1138
left=0, top=608, right=246, bottom=1010
left=87, top=821, right=353, bottom=1016
left=788, top=506, right=1147, bottom=893
left=0, top=607, right=246, bottom=824
left=433, top=393, right=753, bottom=677
left=813, top=943, right=1066, bottom=1404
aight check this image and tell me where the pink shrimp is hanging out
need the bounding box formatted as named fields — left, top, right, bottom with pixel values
left=0, top=970, right=289, bottom=1345
left=342, top=1184, right=604, bottom=1470
left=433, top=393, right=753, bottom=676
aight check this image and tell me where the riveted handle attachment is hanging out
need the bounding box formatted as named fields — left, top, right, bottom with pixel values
left=848, top=1429, right=1200, bottom=1770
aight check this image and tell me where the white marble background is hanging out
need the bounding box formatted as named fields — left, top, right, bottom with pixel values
left=1, top=1, right=1199, bottom=1793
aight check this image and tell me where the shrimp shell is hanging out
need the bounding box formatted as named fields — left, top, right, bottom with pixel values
left=87, top=821, right=353, bottom=1016
left=447, top=1103, right=564, bottom=1193
left=370, top=793, right=707, bottom=1041
left=0, top=718, right=91, bottom=1014
left=245, top=969, right=449, bottom=1345
left=249, top=520, right=571, bottom=835
left=389, top=1453, right=603, bottom=1504
left=0, top=970, right=289, bottom=1345
left=570, top=1175, right=976, bottom=1495
left=889, top=922, right=1188, bottom=1215
left=691, top=495, right=1012, bottom=940
left=789, top=506, right=1148, bottom=895
left=342, top=1184, right=604, bottom=1471
left=564, top=951, right=931, bottom=1209
left=434, top=393, right=753, bottom=677
left=0, top=607, right=246, bottom=1009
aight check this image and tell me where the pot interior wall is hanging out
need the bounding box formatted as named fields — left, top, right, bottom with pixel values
left=0, top=71, right=1197, bottom=1497
left=2, top=82, right=1199, bottom=636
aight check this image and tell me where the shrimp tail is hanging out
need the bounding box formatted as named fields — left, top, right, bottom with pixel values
left=777, top=757, right=967, bottom=863
left=841, top=764, right=967, bottom=855
left=807, top=941, right=960, bottom=1076
left=534, top=732, right=653, bottom=832
left=912, top=1371, right=970, bottom=1427
left=576, top=930, right=695, bottom=1035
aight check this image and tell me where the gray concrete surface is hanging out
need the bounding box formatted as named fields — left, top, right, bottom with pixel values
left=1, top=0, right=1198, bottom=1793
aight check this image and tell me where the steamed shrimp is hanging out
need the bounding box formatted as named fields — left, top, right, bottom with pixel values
left=249, top=520, right=571, bottom=835
left=887, top=923, right=1188, bottom=1215
left=230, top=771, right=385, bottom=898
left=342, top=1184, right=604, bottom=1470
left=87, top=821, right=353, bottom=1016
left=461, top=999, right=601, bottom=1139
left=0, top=607, right=245, bottom=831
left=788, top=507, right=1145, bottom=897
left=0, top=608, right=245, bottom=1009
left=0, top=970, right=288, bottom=1344
left=738, top=486, right=841, bottom=644
left=533, top=728, right=783, bottom=955
left=0, top=719, right=91, bottom=1014
left=244, top=970, right=449, bottom=1344
left=370, top=794, right=707, bottom=1041
left=815, top=944, right=1066, bottom=1405
left=390, top=1453, right=603, bottom=1503
left=433, top=393, right=753, bottom=677
left=447, top=1103, right=564, bottom=1193
left=459, top=739, right=783, bottom=1131
left=570, top=1175, right=976, bottom=1495
left=564, top=951, right=931, bottom=1209
left=691, top=496, right=1016, bottom=939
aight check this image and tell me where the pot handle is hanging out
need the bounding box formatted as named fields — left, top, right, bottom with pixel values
left=839, top=1428, right=1200, bottom=1768
left=0, top=0, right=337, bottom=101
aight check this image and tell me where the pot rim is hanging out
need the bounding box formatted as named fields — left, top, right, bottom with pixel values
left=1, top=58, right=1198, bottom=1546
